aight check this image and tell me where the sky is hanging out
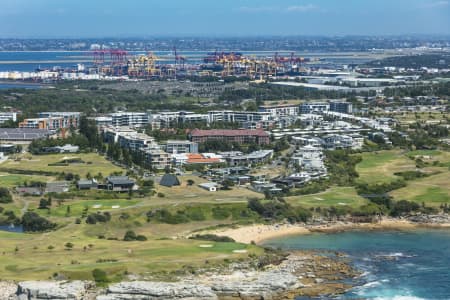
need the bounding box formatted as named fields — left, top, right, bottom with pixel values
left=0, top=0, right=449, bottom=37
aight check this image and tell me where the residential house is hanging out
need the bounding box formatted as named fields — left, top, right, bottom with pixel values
left=106, top=176, right=135, bottom=191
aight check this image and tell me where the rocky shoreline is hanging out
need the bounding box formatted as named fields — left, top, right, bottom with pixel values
left=3, top=216, right=447, bottom=299
left=0, top=251, right=357, bottom=300
left=209, top=215, right=450, bottom=244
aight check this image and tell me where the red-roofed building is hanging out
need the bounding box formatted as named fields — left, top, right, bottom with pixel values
left=186, top=153, right=222, bottom=164
left=189, top=129, right=270, bottom=145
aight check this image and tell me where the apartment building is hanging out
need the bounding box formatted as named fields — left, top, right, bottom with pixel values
left=38, top=112, right=81, bottom=128
left=0, top=112, right=18, bottom=124
left=110, top=112, right=150, bottom=127
left=299, top=102, right=330, bottom=114
left=140, top=148, right=171, bottom=169
left=190, top=129, right=270, bottom=145
left=165, top=140, right=198, bottom=154
left=258, top=104, right=299, bottom=117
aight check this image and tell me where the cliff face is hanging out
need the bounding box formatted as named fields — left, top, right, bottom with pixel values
left=2, top=280, right=96, bottom=300
left=97, top=282, right=218, bottom=300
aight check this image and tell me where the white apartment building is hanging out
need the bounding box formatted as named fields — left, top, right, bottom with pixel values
left=0, top=112, right=18, bottom=124
left=111, top=112, right=150, bottom=127
left=258, top=104, right=299, bottom=118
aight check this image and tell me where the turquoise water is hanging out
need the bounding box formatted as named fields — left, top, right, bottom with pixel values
left=264, top=229, right=450, bottom=299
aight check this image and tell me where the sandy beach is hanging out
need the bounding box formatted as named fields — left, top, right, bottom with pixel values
left=212, top=219, right=450, bottom=244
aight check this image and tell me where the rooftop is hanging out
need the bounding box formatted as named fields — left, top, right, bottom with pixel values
left=190, top=129, right=269, bottom=137
left=0, top=128, right=52, bottom=141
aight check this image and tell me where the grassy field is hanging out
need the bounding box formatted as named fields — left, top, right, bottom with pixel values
left=355, top=149, right=450, bottom=206
left=390, top=172, right=450, bottom=206
left=286, top=186, right=368, bottom=209
left=1, top=147, right=449, bottom=282
left=0, top=152, right=270, bottom=282
left=29, top=199, right=142, bottom=218
left=155, top=175, right=262, bottom=205
left=380, top=111, right=450, bottom=125
left=406, top=150, right=442, bottom=158
left=0, top=225, right=261, bottom=281
left=0, top=173, right=52, bottom=188
left=0, top=153, right=123, bottom=177
left=355, top=150, right=416, bottom=184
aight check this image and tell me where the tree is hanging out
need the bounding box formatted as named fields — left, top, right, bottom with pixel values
left=22, top=212, right=56, bottom=232
left=0, top=188, right=12, bottom=204
left=64, top=242, right=74, bottom=250
left=123, top=230, right=137, bottom=241
left=38, top=198, right=50, bottom=209
left=187, top=179, right=195, bottom=186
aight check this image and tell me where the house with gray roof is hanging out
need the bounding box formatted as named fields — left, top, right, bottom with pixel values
left=106, top=176, right=135, bottom=191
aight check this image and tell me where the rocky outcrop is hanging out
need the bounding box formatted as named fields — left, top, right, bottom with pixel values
left=407, top=214, right=450, bottom=224
left=210, top=271, right=301, bottom=299
left=2, top=252, right=356, bottom=300
left=0, top=281, right=17, bottom=300
left=97, top=282, right=218, bottom=300
left=13, top=281, right=95, bottom=300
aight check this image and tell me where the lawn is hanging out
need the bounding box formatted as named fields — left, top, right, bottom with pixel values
left=154, top=175, right=262, bottom=205
left=0, top=224, right=262, bottom=281
left=355, top=150, right=416, bottom=184
left=0, top=173, right=52, bottom=188
left=286, top=186, right=368, bottom=209
left=384, top=112, right=450, bottom=124
left=390, top=172, right=450, bottom=206
left=0, top=153, right=123, bottom=178
left=30, top=199, right=142, bottom=218
left=406, top=150, right=442, bottom=158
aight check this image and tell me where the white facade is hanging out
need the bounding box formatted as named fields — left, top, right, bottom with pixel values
left=292, top=145, right=325, bottom=171
left=111, top=112, right=150, bottom=127
left=258, top=104, right=299, bottom=118
left=0, top=112, right=17, bottom=124
left=300, top=102, right=330, bottom=114
left=198, top=182, right=218, bottom=192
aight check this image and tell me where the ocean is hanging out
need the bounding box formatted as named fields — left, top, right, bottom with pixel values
left=263, top=229, right=450, bottom=299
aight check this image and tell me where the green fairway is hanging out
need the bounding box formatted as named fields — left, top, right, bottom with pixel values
left=355, top=150, right=416, bottom=184
left=286, top=186, right=368, bottom=208
left=0, top=173, right=51, bottom=188
left=0, top=226, right=261, bottom=281
left=406, top=150, right=442, bottom=158
left=390, top=172, right=450, bottom=206
left=31, top=199, right=142, bottom=217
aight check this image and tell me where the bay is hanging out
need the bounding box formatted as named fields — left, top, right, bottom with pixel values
left=264, top=229, right=450, bottom=299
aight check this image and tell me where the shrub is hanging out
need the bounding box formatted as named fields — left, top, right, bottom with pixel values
left=212, top=206, right=231, bottom=220
left=393, top=171, right=429, bottom=181
left=146, top=209, right=189, bottom=224
left=92, top=268, right=109, bottom=285
left=390, top=200, right=420, bottom=217
left=86, top=212, right=111, bottom=224
left=189, top=234, right=235, bottom=243
left=123, top=230, right=137, bottom=241
left=247, top=198, right=311, bottom=222
left=136, top=235, right=147, bottom=241
left=0, top=188, right=12, bottom=204
left=123, top=230, right=147, bottom=241
left=64, top=242, right=74, bottom=250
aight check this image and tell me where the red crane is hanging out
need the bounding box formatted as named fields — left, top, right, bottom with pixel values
left=173, top=47, right=186, bottom=68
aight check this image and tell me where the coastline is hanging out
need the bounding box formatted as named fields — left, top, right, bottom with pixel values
left=211, top=218, right=450, bottom=244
